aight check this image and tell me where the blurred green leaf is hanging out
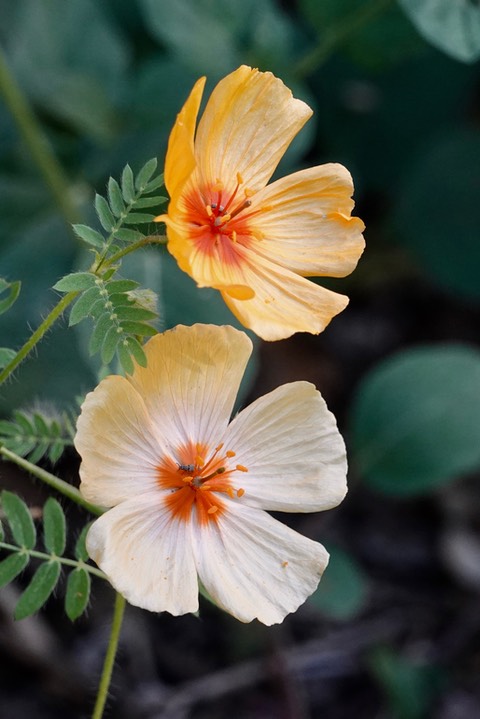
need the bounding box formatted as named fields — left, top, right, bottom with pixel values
left=350, top=345, right=480, bottom=496
left=370, top=646, right=444, bottom=719
left=135, top=157, right=158, bottom=190
left=0, top=348, right=16, bottom=369
left=65, top=567, right=91, bottom=620
left=394, top=131, right=480, bottom=302
left=107, top=177, right=125, bottom=218
left=74, top=523, right=92, bottom=562
left=72, top=224, right=105, bottom=249
left=43, top=498, right=66, bottom=556
left=68, top=287, right=101, bottom=326
left=121, top=164, right=135, bottom=203
left=95, top=194, right=115, bottom=233
left=0, top=278, right=21, bottom=315
left=398, top=0, right=480, bottom=63
left=53, top=272, right=97, bottom=292
left=14, top=561, right=61, bottom=620
left=309, top=545, right=369, bottom=619
left=0, top=553, right=29, bottom=589
left=1, top=491, right=36, bottom=549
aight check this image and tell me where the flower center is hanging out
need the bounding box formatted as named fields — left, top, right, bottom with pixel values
left=157, top=441, right=247, bottom=525
left=203, top=173, right=253, bottom=243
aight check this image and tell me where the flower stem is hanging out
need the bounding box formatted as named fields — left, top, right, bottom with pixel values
left=293, top=0, right=392, bottom=78
left=0, top=291, right=78, bottom=385
left=0, top=446, right=103, bottom=516
left=92, top=592, right=126, bottom=719
left=0, top=46, right=80, bottom=226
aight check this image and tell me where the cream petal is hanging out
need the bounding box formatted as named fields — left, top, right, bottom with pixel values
left=86, top=492, right=199, bottom=615
left=193, top=501, right=328, bottom=625
left=128, top=324, right=252, bottom=451
left=164, top=76, right=206, bottom=201
left=221, top=252, right=350, bottom=341
left=75, top=376, right=165, bottom=507
left=223, top=382, right=347, bottom=512
left=251, top=165, right=365, bottom=277
left=194, top=65, right=312, bottom=193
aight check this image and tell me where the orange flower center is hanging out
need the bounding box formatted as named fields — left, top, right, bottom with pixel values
left=157, top=441, right=247, bottom=525
left=183, top=173, right=258, bottom=264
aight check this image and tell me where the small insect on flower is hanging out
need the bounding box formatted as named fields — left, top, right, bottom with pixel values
left=155, top=65, right=365, bottom=341
left=75, top=324, right=348, bottom=625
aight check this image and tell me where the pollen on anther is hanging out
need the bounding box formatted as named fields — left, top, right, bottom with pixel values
left=205, top=204, right=213, bottom=217
left=226, top=450, right=236, bottom=458
left=215, top=443, right=224, bottom=452
left=195, top=455, right=205, bottom=467
left=207, top=506, right=218, bottom=514
left=236, top=464, right=248, bottom=473
left=237, top=488, right=245, bottom=497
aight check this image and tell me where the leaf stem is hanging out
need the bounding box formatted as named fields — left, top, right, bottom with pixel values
left=0, top=541, right=107, bottom=580
left=0, top=46, right=80, bottom=226
left=0, top=446, right=103, bottom=516
left=92, top=592, right=126, bottom=719
left=0, top=291, right=78, bottom=385
left=293, top=0, right=392, bottom=78
left=107, top=234, right=168, bottom=265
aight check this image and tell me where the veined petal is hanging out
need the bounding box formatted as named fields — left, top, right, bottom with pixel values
left=252, top=165, right=365, bottom=276
left=76, top=376, right=165, bottom=507
left=128, top=325, right=252, bottom=451
left=223, top=382, right=347, bottom=512
left=221, top=252, right=350, bottom=341
left=164, top=76, right=206, bottom=202
left=195, top=65, right=312, bottom=193
left=193, top=501, right=328, bottom=625
left=87, top=493, right=198, bottom=615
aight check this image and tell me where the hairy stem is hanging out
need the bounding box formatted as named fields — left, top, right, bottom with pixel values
left=294, top=0, right=392, bottom=78
left=0, top=46, right=80, bottom=226
left=0, top=446, right=103, bottom=516
left=0, top=291, right=78, bottom=385
left=92, top=592, right=126, bottom=719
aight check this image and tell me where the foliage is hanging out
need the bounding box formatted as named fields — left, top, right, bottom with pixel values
left=0, top=492, right=100, bottom=620
left=0, top=408, right=75, bottom=464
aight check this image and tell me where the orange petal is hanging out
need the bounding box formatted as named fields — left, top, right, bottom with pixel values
left=251, top=164, right=365, bottom=277
left=194, top=65, right=312, bottom=193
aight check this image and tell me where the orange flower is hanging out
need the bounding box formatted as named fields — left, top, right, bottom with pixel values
left=155, top=65, right=365, bottom=341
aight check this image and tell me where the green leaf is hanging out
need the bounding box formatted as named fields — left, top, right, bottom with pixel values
left=53, top=271, right=97, bottom=292
left=119, top=320, right=157, bottom=337
left=133, top=195, right=167, bottom=208
left=0, top=553, right=29, bottom=588
left=89, top=311, right=115, bottom=356
left=0, top=348, right=16, bottom=369
left=350, top=345, right=480, bottom=496
left=0, top=521, right=3, bottom=541
left=116, top=305, right=157, bottom=322
left=144, top=172, right=165, bottom=192
left=72, top=224, right=105, bottom=249
left=0, top=278, right=21, bottom=315
left=27, top=439, right=51, bottom=465
left=117, top=341, right=135, bottom=375
left=121, top=164, right=135, bottom=203
left=95, top=193, right=115, bottom=232
left=65, top=568, right=91, bottom=620
left=122, top=212, right=155, bottom=225
left=1, top=491, right=36, bottom=549
left=113, top=228, right=144, bottom=243
left=105, top=279, right=139, bottom=294
left=14, top=561, right=61, bottom=620
left=135, top=157, right=158, bottom=190
left=75, top=523, right=92, bottom=562
left=398, top=0, right=480, bottom=63
left=125, top=337, right=147, bottom=368
left=43, top=498, right=66, bottom=556
left=309, top=546, right=369, bottom=620
left=69, top=286, right=101, bottom=326
left=101, top=324, right=121, bottom=364
left=107, top=177, right=126, bottom=217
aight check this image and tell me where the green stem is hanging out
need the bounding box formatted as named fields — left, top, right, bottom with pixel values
left=0, top=46, right=80, bottom=226
left=107, top=234, right=167, bottom=265
left=0, top=291, right=78, bottom=385
left=92, top=592, right=126, bottom=719
left=0, top=541, right=107, bottom=580
left=293, top=0, right=392, bottom=78
left=0, top=446, right=103, bottom=516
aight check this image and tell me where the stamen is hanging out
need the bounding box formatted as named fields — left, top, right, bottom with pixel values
left=207, top=506, right=218, bottom=514
left=226, top=450, right=236, bottom=458
left=215, top=443, right=224, bottom=452
left=205, top=204, right=213, bottom=218
left=231, top=230, right=237, bottom=243
left=195, top=455, right=205, bottom=467
left=229, top=200, right=251, bottom=220
left=237, top=488, right=245, bottom=497
left=236, top=464, right=248, bottom=473
left=213, top=213, right=231, bottom=227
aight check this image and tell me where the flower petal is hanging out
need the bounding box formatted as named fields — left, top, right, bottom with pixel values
left=251, top=165, right=365, bottom=277
left=193, top=501, right=328, bottom=625
left=164, top=76, right=206, bottom=202
left=220, top=252, right=350, bottom=341
left=75, top=376, right=164, bottom=507
left=86, top=492, right=199, bottom=615
left=128, top=324, right=252, bottom=450
left=194, top=65, right=312, bottom=193
left=223, top=382, right=347, bottom=512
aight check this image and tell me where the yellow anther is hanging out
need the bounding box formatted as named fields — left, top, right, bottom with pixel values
left=195, top=455, right=205, bottom=467
left=231, top=230, right=237, bottom=243
left=182, top=476, right=194, bottom=484
left=214, top=213, right=231, bottom=227
left=237, top=488, right=245, bottom=497
left=215, top=443, right=224, bottom=452
left=205, top=204, right=213, bottom=217
left=236, top=172, right=244, bottom=185
left=226, top=488, right=235, bottom=499
left=282, top=561, right=289, bottom=568
left=226, top=450, right=236, bottom=458
left=236, top=464, right=248, bottom=473
left=207, top=505, right=218, bottom=514
left=244, top=187, right=254, bottom=198
left=213, top=181, right=224, bottom=191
